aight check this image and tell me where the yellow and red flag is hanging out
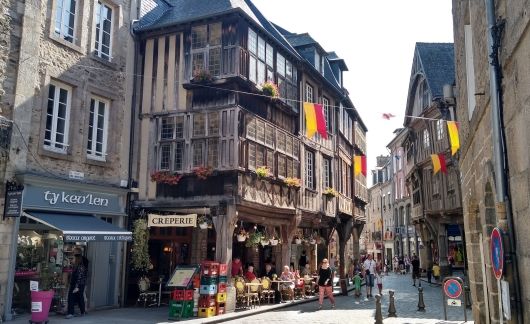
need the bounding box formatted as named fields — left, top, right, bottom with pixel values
left=431, top=153, right=447, bottom=174
left=303, top=102, right=327, bottom=139
left=447, top=121, right=460, bottom=155
left=354, top=155, right=367, bottom=176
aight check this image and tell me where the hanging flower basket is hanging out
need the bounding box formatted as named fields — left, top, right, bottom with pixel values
left=199, top=222, right=209, bottom=229
left=197, top=215, right=212, bottom=230
left=269, top=238, right=279, bottom=246
left=237, top=234, right=247, bottom=242
left=294, top=238, right=302, bottom=245
left=309, top=239, right=316, bottom=245
left=261, top=239, right=270, bottom=246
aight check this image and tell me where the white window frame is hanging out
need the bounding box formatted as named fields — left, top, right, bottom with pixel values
left=44, top=81, right=72, bottom=153
left=87, top=96, right=109, bottom=161
left=423, top=129, right=430, bottom=149
left=436, top=119, right=444, bottom=140
left=94, top=0, right=113, bottom=61
left=54, top=0, right=78, bottom=43
left=305, top=83, right=314, bottom=103
left=305, top=150, right=314, bottom=189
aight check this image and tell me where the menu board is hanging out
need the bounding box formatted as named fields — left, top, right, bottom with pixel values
left=167, top=266, right=199, bottom=288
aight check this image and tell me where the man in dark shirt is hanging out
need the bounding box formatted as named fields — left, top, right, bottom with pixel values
left=261, top=263, right=276, bottom=279
left=298, top=251, right=308, bottom=270
left=411, top=254, right=421, bottom=286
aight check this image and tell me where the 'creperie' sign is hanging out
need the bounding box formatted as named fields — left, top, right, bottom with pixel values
left=147, top=214, right=197, bottom=227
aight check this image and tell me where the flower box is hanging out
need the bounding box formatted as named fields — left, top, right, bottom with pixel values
left=236, top=234, right=247, bottom=242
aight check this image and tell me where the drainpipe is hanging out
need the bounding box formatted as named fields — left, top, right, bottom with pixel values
left=484, top=0, right=522, bottom=322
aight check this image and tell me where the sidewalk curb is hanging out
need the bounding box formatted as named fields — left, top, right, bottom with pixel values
left=202, top=286, right=355, bottom=324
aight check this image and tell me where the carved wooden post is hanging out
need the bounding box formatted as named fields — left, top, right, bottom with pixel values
left=336, top=216, right=354, bottom=295
left=213, top=203, right=237, bottom=277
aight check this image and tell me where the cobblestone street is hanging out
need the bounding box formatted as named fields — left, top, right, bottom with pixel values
left=230, top=272, right=473, bottom=324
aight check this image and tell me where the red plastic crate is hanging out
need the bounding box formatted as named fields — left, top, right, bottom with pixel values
left=219, top=263, right=228, bottom=276
left=171, top=289, right=194, bottom=301
left=216, top=302, right=226, bottom=315
left=201, top=261, right=219, bottom=277
left=217, top=282, right=227, bottom=294
left=198, top=295, right=216, bottom=308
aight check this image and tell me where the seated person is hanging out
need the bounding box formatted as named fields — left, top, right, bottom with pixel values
left=245, top=265, right=257, bottom=281
left=231, top=257, right=244, bottom=277
left=279, top=265, right=295, bottom=301
left=261, top=263, right=276, bottom=279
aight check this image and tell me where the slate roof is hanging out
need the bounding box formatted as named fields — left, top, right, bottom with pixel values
left=135, top=0, right=300, bottom=60
left=416, top=42, right=455, bottom=98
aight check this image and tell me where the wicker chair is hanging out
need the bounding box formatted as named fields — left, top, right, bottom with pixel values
left=247, top=278, right=261, bottom=307
left=136, top=277, right=158, bottom=307
left=234, top=277, right=248, bottom=309
left=260, top=277, right=275, bottom=304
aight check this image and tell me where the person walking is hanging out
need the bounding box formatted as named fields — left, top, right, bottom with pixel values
left=375, top=268, right=383, bottom=295
left=65, top=254, right=88, bottom=319
left=317, top=258, right=335, bottom=310
left=362, top=254, right=377, bottom=300
left=411, top=254, right=420, bottom=286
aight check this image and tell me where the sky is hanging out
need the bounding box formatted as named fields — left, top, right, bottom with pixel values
left=252, top=0, right=455, bottom=184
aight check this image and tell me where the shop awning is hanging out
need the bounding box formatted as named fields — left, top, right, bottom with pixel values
left=24, top=212, right=132, bottom=242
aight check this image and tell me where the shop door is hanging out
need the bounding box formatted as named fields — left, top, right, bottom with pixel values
left=89, top=241, right=117, bottom=308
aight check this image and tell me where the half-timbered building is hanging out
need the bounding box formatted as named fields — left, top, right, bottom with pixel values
left=131, top=0, right=367, bottom=293
left=403, top=43, right=464, bottom=273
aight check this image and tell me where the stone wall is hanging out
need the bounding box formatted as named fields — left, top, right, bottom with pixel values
left=452, top=0, right=530, bottom=322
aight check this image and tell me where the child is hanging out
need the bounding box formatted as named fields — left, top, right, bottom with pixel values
left=375, top=270, right=383, bottom=295
left=353, top=271, right=362, bottom=298
left=432, top=263, right=441, bottom=283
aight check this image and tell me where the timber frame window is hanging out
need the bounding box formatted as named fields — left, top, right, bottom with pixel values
left=323, top=157, right=331, bottom=188
left=276, top=53, right=298, bottom=109
left=423, top=129, right=430, bottom=149
left=44, top=81, right=72, bottom=153
left=191, top=23, right=222, bottom=78
left=248, top=28, right=274, bottom=86
left=94, top=0, right=113, bottom=60
left=87, top=96, right=109, bottom=160
left=54, top=0, right=78, bottom=43
left=157, top=116, right=185, bottom=171
left=436, top=119, right=444, bottom=141
left=305, top=150, right=315, bottom=189
left=322, top=97, right=332, bottom=133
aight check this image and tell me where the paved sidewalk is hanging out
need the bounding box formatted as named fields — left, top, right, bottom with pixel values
left=8, top=274, right=473, bottom=323
left=8, top=284, right=351, bottom=324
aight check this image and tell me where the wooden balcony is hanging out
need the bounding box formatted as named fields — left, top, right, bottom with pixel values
left=338, top=194, right=353, bottom=216
left=412, top=204, right=423, bottom=221
left=300, top=189, right=336, bottom=217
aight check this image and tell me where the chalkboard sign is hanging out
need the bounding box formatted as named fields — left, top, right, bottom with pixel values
left=167, top=265, right=199, bottom=288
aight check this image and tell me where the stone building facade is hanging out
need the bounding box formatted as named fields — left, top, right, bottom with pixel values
left=452, top=0, right=530, bottom=322
left=0, top=0, right=136, bottom=319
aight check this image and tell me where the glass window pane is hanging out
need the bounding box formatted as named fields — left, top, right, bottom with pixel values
left=208, top=112, right=219, bottom=135
left=209, top=23, right=221, bottom=46
left=248, top=28, right=257, bottom=54
left=257, top=37, right=265, bottom=60
left=191, top=25, right=207, bottom=49
left=207, top=138, right=218, bottom=168
left=249, top=56, right=257, bottom=83
left=174, top=141, right=184, bottom=170
left=265, top=43, right=273, bottom=67
left=193, top=114, right=205, bottom=137
left=277, top=54, right=285, bottom=76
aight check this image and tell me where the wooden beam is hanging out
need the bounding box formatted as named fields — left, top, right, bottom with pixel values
left=166, top=35, right=176, bottom=111
left=141, top=39, right=154, bottom=114
left=154, top=37, right=165, bottom=112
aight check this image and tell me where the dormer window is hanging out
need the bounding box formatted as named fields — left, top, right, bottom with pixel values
left=315, top=52, right=321, bottom=74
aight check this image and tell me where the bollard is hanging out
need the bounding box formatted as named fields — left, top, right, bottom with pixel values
left=388, top=290, right=397, bottom=317
left=374, top=294, right=383, bottom=324
left=464, top=285, right=472, bottom=309
left=417, top=287, right=426, bottom=312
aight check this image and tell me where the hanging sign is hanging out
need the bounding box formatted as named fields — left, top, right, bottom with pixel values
left=4, top=181, right=24, bottom=218
left=490, top=227, right=504, bottom=280
left=147, top=213, right=197, bottom=227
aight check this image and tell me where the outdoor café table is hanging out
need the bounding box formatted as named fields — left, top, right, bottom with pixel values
left=271, top=280, right=294, bottom=302
left=302, top=277, right=315, bottom=296
left=244, top=282, right=262, bottom=308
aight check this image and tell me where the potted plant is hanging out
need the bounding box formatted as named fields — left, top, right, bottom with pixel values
left=293, top=235, right=302, bottom=245
left=236, top=228, right=248, bottom=242
left=323, top=187, right=339, bottom=198
left=255, top=166, right=271, bottom=179
left=261, top=81, right=280, bottom=98
left=193, top=166, right=213, bottom=180
left=260, top=233, right=270, bottom=246
left=30, top=265, right=56, bottom=323
left=269, top=235, right=281, bottom=246
left=192, top=69, right=214, bottom=83
left=197, top=215, right=212, bottom=229
left=246, top=231, right=263, bottom=248
left=283, top=177, right=301, bottom=188
left=151, top=171, right=182, bottom=185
